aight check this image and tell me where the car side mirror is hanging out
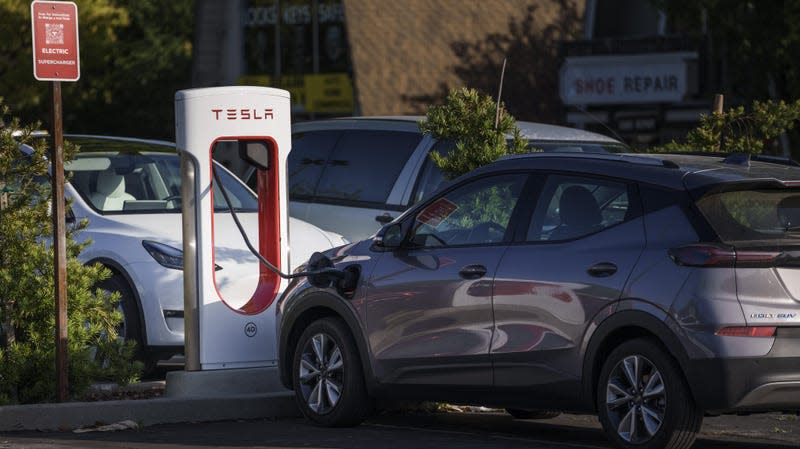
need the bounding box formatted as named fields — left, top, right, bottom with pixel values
left=373, top=222, right=405, bottom=250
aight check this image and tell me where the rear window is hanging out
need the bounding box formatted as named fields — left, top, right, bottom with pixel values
left=696, top=189, right=800, bottom=244
left=314, top=130, right=421, bottom=204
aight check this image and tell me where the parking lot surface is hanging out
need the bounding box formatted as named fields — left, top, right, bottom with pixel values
left=0, top=411, right=797, bottom=449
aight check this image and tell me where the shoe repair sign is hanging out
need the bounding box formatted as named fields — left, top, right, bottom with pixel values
left=31, top=1, right=80, bottom=81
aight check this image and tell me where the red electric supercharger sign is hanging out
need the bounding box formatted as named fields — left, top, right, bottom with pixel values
left=31, top=0, right=80, bottom=81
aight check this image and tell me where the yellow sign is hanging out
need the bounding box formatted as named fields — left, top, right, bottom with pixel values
left=238, top=75, right=306, bottom=106
left=305, top=73, right=354, bottom=113
left=239, top=72, right=353, bottom=114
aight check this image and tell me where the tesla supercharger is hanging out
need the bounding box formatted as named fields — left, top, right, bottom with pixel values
left=175, top=86, right=290, bottom=370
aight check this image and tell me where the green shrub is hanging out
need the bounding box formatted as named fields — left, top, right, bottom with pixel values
left=419, top=87, right=531, bottom=180
left=651, top=99, right=800, bottom=154
left=0, top=102, right=140, bottom=404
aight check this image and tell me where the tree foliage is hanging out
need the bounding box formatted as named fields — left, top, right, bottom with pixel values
left=405, top=0, right=582, bottom=124
left=0, top=0, right=193, bottom=140
left=0, top=103, right=140, bottom=405
left=651, top=99, right=800, bottom=153
left=419, top=87, right=530, bottom=180
left=655, top=0, right=800, bottom=102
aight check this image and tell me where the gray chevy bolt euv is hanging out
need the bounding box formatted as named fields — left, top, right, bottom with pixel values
left=277, top=151, right=800, bottom=449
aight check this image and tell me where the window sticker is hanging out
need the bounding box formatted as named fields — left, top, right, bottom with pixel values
left=417, top=198, right=458, bottom=228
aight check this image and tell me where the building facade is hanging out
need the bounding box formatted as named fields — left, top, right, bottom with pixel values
left=559, top=0, right=709, bottom=148
left=192, top=0, right=747, bottom=150
left=191, top=0, right=581, bottom=124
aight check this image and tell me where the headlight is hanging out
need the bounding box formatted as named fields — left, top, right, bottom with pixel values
left=142, top=240, right=223, bottom=271
left=142, top=240, right=183, bottom=270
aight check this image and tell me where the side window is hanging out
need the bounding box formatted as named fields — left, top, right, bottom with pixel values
left=527, top=175, right=630, bottom=242
left=410, top=173, right=527, bottom=247
left=412, top=140, right=454, bottom=205
left=287, top=130, right=341, bottom=198
left=314, top=130, right=421, bottom=205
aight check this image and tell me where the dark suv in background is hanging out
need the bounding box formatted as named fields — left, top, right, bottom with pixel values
left=278, top=151, right=800, bottom=449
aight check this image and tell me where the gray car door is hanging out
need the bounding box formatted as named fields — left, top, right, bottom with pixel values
left=491, top=173, right=646, bottom=394
left=365, top=173, right=529, bottom=386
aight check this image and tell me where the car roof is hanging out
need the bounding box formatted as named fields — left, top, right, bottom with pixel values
left=293, top=116, right=624, bottom=145
left=483, top=152, right=800, bottom=191
left=66, top=134, right=176, bottom=153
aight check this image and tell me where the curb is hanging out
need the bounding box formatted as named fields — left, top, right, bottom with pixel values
left=0, top=367, right=301, bottom=432
left=0, top=393, right=299, bottom=432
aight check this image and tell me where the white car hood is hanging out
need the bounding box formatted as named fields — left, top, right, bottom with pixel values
left=84, top=212, right=341, bottom=270
left=82, top=212, right=342, bottom=311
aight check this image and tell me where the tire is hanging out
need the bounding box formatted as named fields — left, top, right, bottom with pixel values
left=506, top=408, right=561, bottom=420
left=596, top=338, right=702, bottom=449
left=97, top=274, right=154, bottom=372
left=291, top=317, right=370, bottom=427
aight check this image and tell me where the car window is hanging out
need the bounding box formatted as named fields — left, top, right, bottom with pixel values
left=314, top=130, right=421, bottom=204
left=527, top=175, right=630, bottom=241
left=287, top=130, right=341, bottom=198
left=409, top=173, right=527, bottom=247
left=412, top=140, right=626, bottom=207
left=413, top=140, right=455, bottom=204
left=67, top=145, right=257, bottom=213
left=696, top=188, right=800, bottom=245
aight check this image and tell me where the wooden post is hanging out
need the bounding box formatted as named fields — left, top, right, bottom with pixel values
left=50, top=81, right=68, bottom=403
left=713, top=94, right=724, bottom=114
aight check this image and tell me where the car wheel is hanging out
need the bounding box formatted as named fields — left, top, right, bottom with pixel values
left=506, top=408, right=561, bottom=420
left=292, top=317, right=370, bottom=427
left=597, top=338, right=702, bottom=449
left=97, top=274, right=154, bottom=372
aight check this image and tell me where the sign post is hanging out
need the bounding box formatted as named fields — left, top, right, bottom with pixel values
left=31, top=0, right=80, bottom=403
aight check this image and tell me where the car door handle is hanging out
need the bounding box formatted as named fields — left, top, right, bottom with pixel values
left=375, top=213, right=394, bottom=224
left=459, top=264, right=487, bottom=279
left=588, top=262, right=617, bottom=278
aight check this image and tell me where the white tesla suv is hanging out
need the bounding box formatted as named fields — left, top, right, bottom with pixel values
left=55, top=135, right=347, bottom=369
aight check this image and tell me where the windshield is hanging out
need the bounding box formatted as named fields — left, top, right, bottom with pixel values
left=696, top=188, right=800, bottom=246
left=67, top=144, right=257, bottom=214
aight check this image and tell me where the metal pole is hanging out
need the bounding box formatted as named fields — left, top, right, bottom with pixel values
left=180, top=153, right=200, bottom=371
left=50, top=80, right=68, bottom=402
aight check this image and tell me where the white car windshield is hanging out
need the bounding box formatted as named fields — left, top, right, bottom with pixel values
left=66, top=138, right=258, bottom=214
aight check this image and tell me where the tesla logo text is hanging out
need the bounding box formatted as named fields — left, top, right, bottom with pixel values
left=211, top=108, right=274, bottom=120
left=244, top=322, right=258, bottom=337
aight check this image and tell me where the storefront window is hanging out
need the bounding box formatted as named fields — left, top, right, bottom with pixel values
left=243, top=0, right=353, bottom=115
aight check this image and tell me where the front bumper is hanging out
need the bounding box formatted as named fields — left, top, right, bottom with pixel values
left=687, top=328, right=800, bottom=413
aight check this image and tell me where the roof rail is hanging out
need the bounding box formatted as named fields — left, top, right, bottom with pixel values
left=499, top=151, right=679, bottom=168
left=721, top=152, right=800, bottom=168
left=666, top=151, right=800, bottom=168
left=750, top=153, right=800, bottom=167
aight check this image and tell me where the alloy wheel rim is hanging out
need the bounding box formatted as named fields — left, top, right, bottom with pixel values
left=605, top=354, right=666, bottom=443
left=298, top=332, right=344, bottom=415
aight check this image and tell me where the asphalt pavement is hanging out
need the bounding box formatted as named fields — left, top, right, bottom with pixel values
left=0, top=411, right=798, bottom=449
left=0, top=370, right=797, bottom=448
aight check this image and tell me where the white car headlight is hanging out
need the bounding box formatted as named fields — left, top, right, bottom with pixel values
left=142, top=240, right=183, bottom=270
left=142, top=240, right=222, bottom=271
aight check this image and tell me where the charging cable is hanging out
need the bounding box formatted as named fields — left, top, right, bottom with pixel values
left=212, top=167, right=345, bottom=281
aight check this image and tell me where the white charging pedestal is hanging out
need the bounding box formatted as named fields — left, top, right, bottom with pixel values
left=165, top=86, right=292, bottom=397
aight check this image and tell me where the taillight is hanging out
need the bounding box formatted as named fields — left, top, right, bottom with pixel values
left=669, top=244, right=780, bottom=267
left=715, top=326, right=777, bottom=337
left=669, top=244, right=736, bottom=267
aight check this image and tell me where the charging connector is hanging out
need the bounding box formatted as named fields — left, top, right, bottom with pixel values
left=212, top=167, right=357, bottom=289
